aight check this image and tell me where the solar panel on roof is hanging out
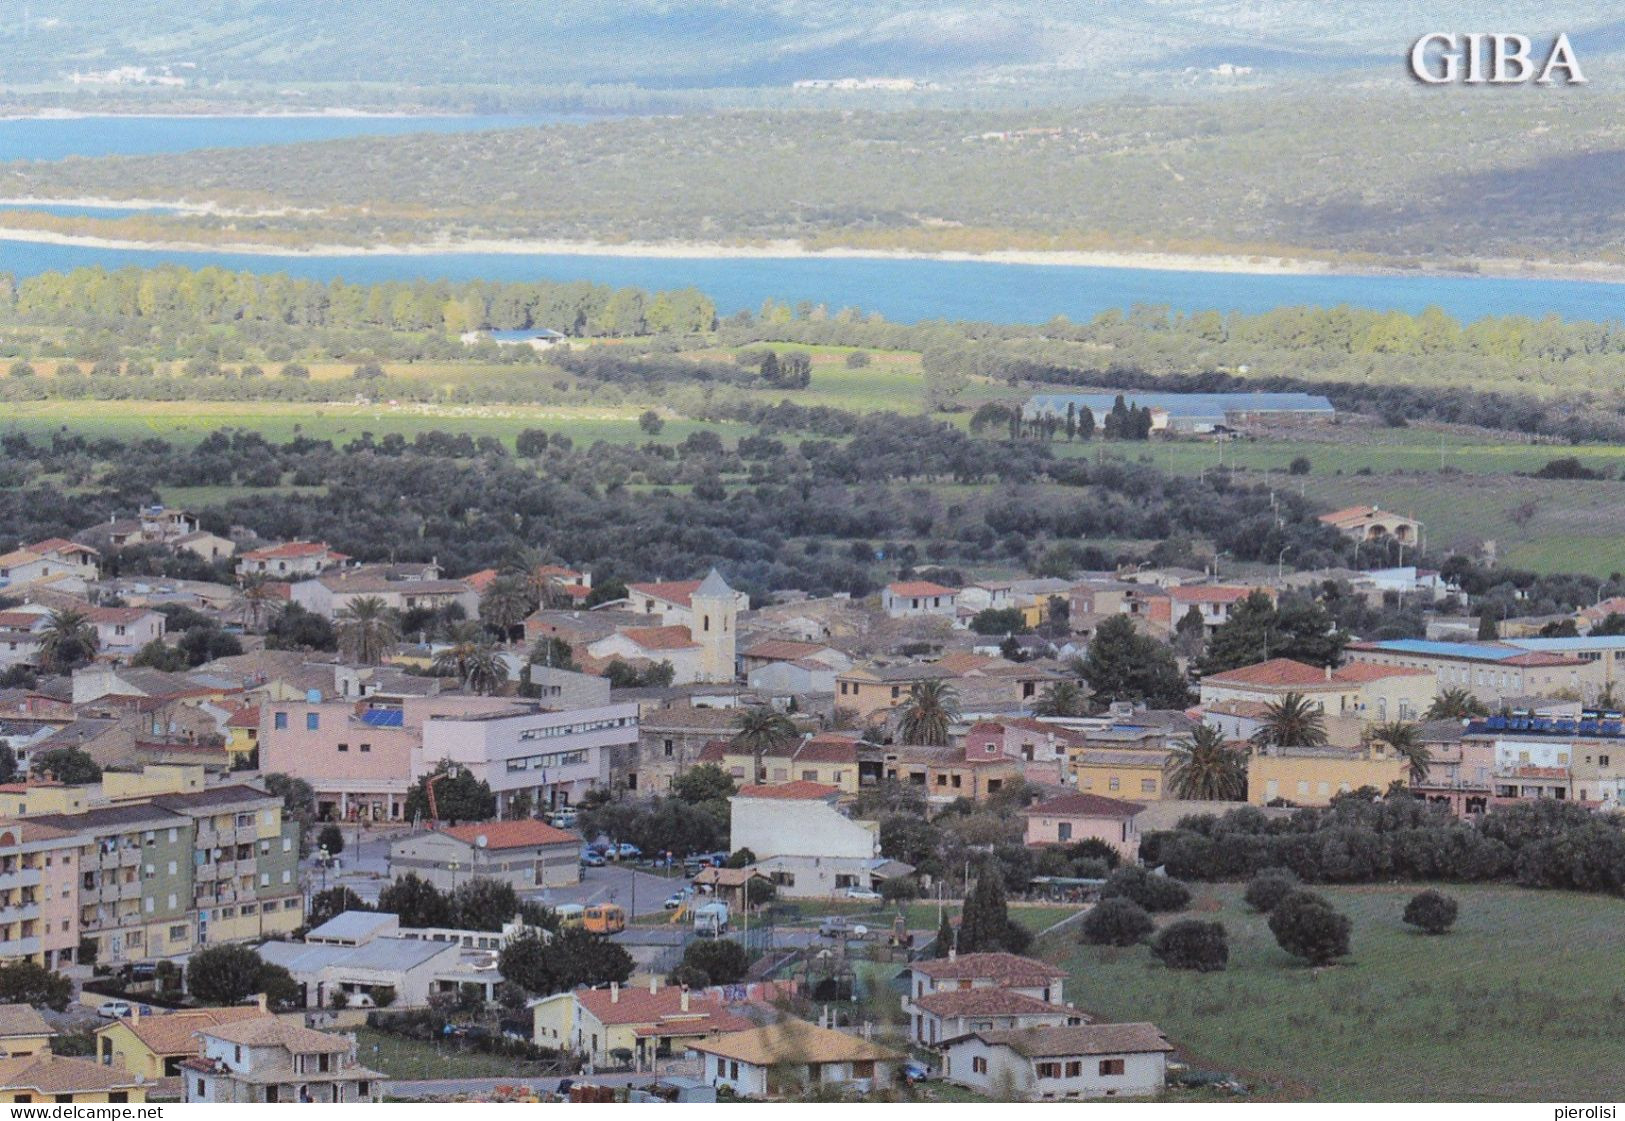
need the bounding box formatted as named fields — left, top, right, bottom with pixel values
left=360, top=708, right=404, bottom=727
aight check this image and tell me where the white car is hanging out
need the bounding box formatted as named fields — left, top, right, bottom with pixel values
left=843, top=886, right=883, bottom=902
left=96, top=1000, right=133, bottom=1019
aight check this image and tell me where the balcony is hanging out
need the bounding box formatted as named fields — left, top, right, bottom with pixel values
left=0, top=901, right=39, bottom=925
left=0, top=936, right=41, bottom=957
left=0, top=867, right=42, bottom=893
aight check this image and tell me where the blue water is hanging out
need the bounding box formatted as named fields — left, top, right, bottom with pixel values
left=2, top=239, right=1624, bottom=324
left=0, top=114, right=1622, bottom=324
left=0, top=113, right=590, bottom=162
left=0, top=202, right=175, bottom=217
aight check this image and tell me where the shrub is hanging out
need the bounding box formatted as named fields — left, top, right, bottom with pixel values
left=1150, top=919, right=1229, bottom=972
left=1268, top=891, right=1352, bottom=966
left=1243, top=868, right=1299, bottom=913
left=1402, top=889, right=1459, bottom=935
left=681, top=938, right=750, bottom=985
left=879, top=877, right=920, bottom=902
left=1080, top=898, right=1154, bottom=947
left=1102, top=866, right=1192, bottom=913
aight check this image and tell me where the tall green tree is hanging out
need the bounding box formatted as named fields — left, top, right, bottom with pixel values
left=898, top=680, right=960, bottom=746
left=1081, top=616, right=1189, bottom=709
left=405, top=763, right=496, bottom=824
left=478, top=573, right=536, bottom=640
left=1197, top=591, right=1348, bottom=675
left=956, top=865, right=1030, bottom=954
left=30, top=746, right=101, bottom=785
left=1168, top=724, right=1247, bottom=801
left=377, top=872, right=454, bottom=928
left=1033, top=680, right=1088, bottom=717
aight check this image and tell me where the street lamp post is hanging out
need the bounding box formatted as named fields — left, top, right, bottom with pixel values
left=449, top=860, right=460, bottom=892
left=319, top=845, right=329, bottom=894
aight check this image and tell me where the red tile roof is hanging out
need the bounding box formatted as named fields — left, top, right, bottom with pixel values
left=575, top=984, right=728, bottom=1027
left=225, top=705, right=261, bottom=728
left=1023, top=792, right=1145, bottom=819
left=887, top=581, right=958, bottom=598
left=1167, top=585, right=1262, bottom=604
left=437, top=819, right=578, bottom=849
left=27, top=538, right=98, bottom=557
left=618, top=625, right=700, bottom=651
left=911, top=952, right=1065, bottom=983
left=793, top=738, right=858, bottom=764
left=696, top=739, right=730, bottom=763
left=465, top=568, right=500, bottom=594
left=734, top=780, right=839, bottom=801
left=628, top=579, right=704, bottom=608
left=241, top=541, right=342, bottom=561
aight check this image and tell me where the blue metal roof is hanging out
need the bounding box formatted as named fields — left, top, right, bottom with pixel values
left=1509, top=637, right=1625, bottom=652
left=1363, top=639, right=1523, bottom=661
left=360, top=708, right=404, bottom=727
left=1024, top=391, right=1334, bottom=421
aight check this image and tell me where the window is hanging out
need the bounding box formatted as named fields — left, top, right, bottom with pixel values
left=1099, top=1059, right=1125, bottom=1076
left=306, top=713, right=320, bottom=731
left=168, top=827, right=178, bottom=843
left=1036, top=1062, right=1062, bottom=1079
left=168, top=861, right=177, bottom=875
left=1108, top=777, right=1120, bottom=791
left=663, top=739, right=675, bottom=758
left=169, top=924, right=188, bottom=940
left=802, top=770, right=818, bottom=782
left=274, top=711, right=288, bottom=730
left=1141, top=778, right=1157, bottom=794
left=338, top=743, right=349, bottom=752
left=360, top=743, right=371, bottom=753
left=729, top=1061, right=740, bottom=1081
left=1065, top=1061, right=1083, bottom=1077
left=1057, top=822, right=1072, bottom=842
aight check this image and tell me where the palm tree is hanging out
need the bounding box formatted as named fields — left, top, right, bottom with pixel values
left=462, top=645, right=510, bottom=696
left=39, top=608, right=98, bottom=672
left=1425, top=687, right=1488, bottom=721
left=898, top=679, right=960, bottom=746
left=478, top=572, right=536, bottom=640
left=335, top=596, right=399, bottom=664
left=1371, top=720, right=1431, bottom=783
left=1168, top=724, right=1247, bottom=801
left=731, top=707, right=798, bottom=783
left=239, top=572, right=277, bottom=630
left=1033, top=680, right=1087, bottom=718
left=1252, top=691, right=1329, bottom=749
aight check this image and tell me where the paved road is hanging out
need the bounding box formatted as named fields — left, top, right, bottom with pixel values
left=386, top=1073, right=682, bottom=1099
left=523, top=863, right=688, bottom=918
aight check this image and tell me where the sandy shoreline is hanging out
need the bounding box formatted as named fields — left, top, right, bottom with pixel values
left=0, top=223, right=1622, bottom=285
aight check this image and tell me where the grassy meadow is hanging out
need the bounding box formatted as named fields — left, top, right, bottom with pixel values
left=1046, top=882, right=1625, bottom=1102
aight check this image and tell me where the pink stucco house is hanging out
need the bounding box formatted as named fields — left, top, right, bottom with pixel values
left=1021, top=792, right=1145, bottom=859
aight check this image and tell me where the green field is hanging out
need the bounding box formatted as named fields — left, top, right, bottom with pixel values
left=353, top=1026, right=561, bottom=1081
left=1048, top=883, right=1625, bottom=1102
left=0, top=399, right=749, bottom=448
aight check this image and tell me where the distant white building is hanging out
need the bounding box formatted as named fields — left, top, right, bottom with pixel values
left=940, top=1023, right=1174, bottom=1100
left=183, top=1017, right=382, bottom=1104
left=729, top=782, right=888, bottom=898
left=881, top=581, right=959, bottom=619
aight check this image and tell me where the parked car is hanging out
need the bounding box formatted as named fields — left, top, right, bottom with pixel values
left=842, top=886, right=883, bottom=902
left=663, top=889, right=691, bottom=910
left=96, top=1001, right=133, bottom=1019
left=613, top=842, right=642, bottom=860
left=580, top=849, right=606, bottom=867
left=902, top=1060, right=933, bottom=1085
left=547, top=810, right=578, bottom=828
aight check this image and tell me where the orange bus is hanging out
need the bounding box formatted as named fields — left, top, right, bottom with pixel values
left=582, top=903, right=626, bottom=935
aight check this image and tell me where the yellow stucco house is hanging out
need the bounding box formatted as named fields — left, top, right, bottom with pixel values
left=532, top=981, right=754, bottom=1068
left=1070, top=749, right=1173, bottom=801
left=1247, top=744, right=1409, bottom=806
left=95, top=1007, right=266, bottom=1083
left=0, top=1006, right=55, bottom=1058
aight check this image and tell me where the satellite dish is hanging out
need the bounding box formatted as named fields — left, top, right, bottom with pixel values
left=476, top=835, right=488, bottom=848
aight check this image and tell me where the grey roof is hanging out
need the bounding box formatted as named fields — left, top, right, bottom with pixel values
left=306, top=910, right=397, bottom=943
left=256, top=935, right=456, bottom=975
left=695, top=568, right=734, bottom=599
left=150, top=784, right=273, bottom=812
left=964, top=1022, right=1174, bottom=1058
left=28, top=801, right=189, bottom=833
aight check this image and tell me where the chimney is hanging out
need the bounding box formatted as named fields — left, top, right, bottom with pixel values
left=1325, top=664, right=1333, bottom=681
left=132, top=1004, right=140, bottom=1022
left=649, top=975, right=658, bottom=996
left=680, top=989, right=690, bottom=1013
left=610, top=982, right=620, bottom=1004
left=947, top=948, right=957, bottom=962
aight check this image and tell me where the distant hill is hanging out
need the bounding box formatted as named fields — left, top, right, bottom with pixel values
left=3, top=1, right=1621, bottom=94
left=8, top=92, right=1625, bottom=268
